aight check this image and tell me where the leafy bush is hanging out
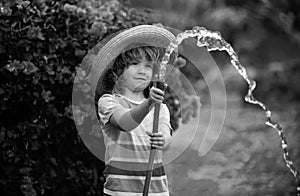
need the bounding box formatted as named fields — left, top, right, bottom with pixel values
left=0, top=0, right=152, bottom=195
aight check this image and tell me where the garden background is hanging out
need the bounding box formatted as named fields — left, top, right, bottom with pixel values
left=1, top=0, right=300, bottom=195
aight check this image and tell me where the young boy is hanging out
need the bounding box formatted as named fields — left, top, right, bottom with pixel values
left=96, top=25, right=176, bottom=196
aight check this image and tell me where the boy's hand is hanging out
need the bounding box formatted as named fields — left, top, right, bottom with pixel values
left=148, top=86, right=165, bottom=106
left=146, top=131, right=165, bottom=150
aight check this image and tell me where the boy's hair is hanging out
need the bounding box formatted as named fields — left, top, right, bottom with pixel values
left=95, top=45, right=175, bottom=102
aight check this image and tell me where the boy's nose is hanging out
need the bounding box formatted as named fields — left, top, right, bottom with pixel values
left=137, top=65, right=146, bottom=74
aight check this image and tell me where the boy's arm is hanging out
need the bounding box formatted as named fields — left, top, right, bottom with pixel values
left=109, top=99, right=152, bottom=132
left=110, top=86, right=164, bottom=132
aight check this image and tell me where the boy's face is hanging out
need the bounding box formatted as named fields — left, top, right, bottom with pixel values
left=120, top=56, right=154, bottom=92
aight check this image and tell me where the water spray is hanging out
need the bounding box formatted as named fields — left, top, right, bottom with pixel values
left=159, top=26, right=300, bottom=195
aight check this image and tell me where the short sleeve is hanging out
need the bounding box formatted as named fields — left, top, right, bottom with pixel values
left=159, top=104, right=174, bottom=135
left=98, top=94, right=124, bottom=125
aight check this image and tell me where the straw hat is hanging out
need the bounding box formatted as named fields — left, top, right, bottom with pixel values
left=89, top=25, right=176, bottom=99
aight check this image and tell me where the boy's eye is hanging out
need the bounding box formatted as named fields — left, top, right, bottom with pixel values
left=130, top=61, right=139, bottom=65
left=145, top=64, right=153, bottom=68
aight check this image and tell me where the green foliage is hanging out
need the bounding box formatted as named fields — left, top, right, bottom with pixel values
left=0, top=0, right=157, bottom=195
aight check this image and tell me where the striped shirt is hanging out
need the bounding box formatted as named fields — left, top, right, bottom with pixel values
left=98, top=94, right=172, bottom=196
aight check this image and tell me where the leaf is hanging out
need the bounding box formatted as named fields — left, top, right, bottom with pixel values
left=50, top=157, right=58, bottom=166
left=67, top=168, right=76, bottom=179
left=19, top=167, right=32, bottom=175
left=75, top=49, right=86, bottom=57
left=23, top=61, right=39, bottom=74
left=5, top=60, right=22, bottom=72
left=41, top=90, right=55, bottom=102
left=63, top=3, right=78, bottom=13
left=27, top=26, right=44, bottom=40
left=16, top=39, right=32, bottom=46
left=31, top=141, right=40, bottom=150
left=45, top=65, right=55, bottom=75
left=0, top=7, right=12, bottom=16
left=50, top=169, right=57, bottom=177
left=21, top=1, right=30, bottom=8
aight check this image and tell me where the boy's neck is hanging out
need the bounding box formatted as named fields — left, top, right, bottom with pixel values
left=115, top=88, right=146, bottom=102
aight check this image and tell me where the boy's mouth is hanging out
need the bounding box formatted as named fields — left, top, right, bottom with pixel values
left=134, top=77, right=147, bottom=81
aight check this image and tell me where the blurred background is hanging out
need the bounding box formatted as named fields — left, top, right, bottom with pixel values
left=1, top=0, right=300, bottom=195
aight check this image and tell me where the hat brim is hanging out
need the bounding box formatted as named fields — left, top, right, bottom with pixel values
left=89, top=25, right=176, bottom=96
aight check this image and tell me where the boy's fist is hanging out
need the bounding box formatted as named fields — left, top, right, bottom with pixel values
left=148, top=81, right=167, bottom=106
left=146, top=131, right=165, bottom=150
